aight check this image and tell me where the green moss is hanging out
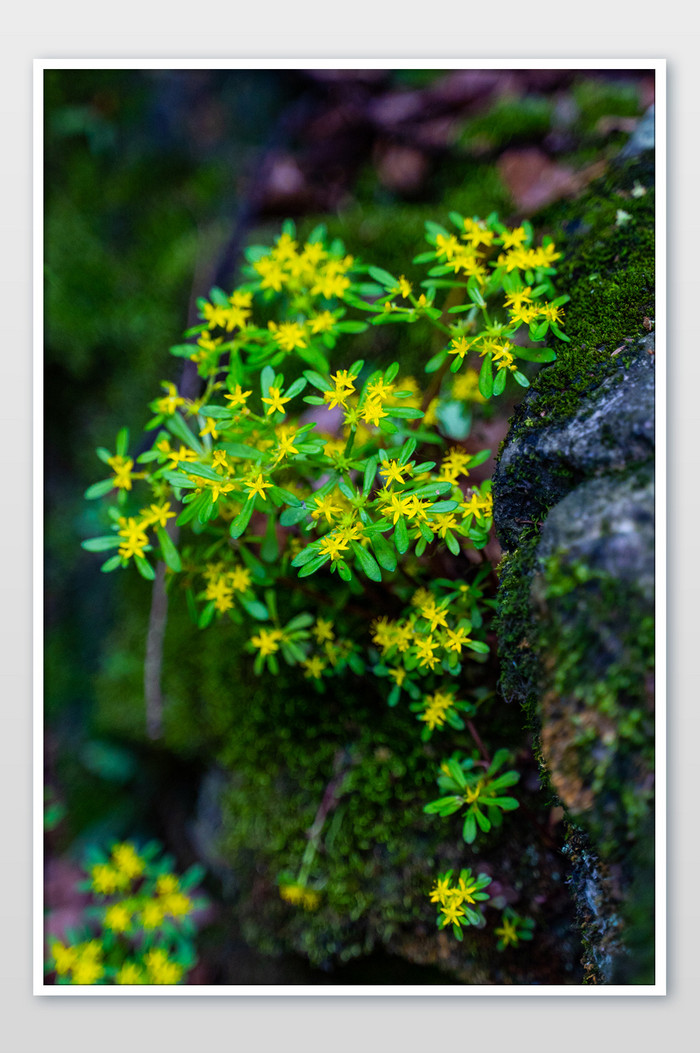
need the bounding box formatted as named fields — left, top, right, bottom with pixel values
left=492, top=147, right=656, bottom=980
left=535, top=553, right=654, bottom=853
left=570, top=77, right=645, bottom=134
left=494, top=531, right=542, bottom=720
left=524, top=154, right=654, bottom=430
left=457, top=94, right=554, bottom=152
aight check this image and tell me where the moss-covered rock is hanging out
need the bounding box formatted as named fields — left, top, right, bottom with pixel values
left=94, top=579, right=581, bottom=983
left=493, top=136, right=655, bottom=983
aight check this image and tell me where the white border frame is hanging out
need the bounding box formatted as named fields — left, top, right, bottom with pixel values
left=34, top=57, right=666, bottom=996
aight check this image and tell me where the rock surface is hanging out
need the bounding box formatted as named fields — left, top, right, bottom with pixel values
left=493, top=147, right=655, bottom=984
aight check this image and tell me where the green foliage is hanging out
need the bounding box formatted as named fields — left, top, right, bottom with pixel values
left=45, top=840, right=207, bottom=985
left=494, top=907, right=535, bottom=951
left=424, top=748, right=520, bottom=844
left=457, top=94, right=554, bottom=152
left=82, top=212, right=567, bottom=950
left=428, top=868, right=492, bottom=940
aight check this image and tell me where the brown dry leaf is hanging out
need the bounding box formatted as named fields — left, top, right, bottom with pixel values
left=498, top=148, right=609, bottom=213
left=375, top=143, right=430, bottom=195
left=498, top=147, right=578, bottom=212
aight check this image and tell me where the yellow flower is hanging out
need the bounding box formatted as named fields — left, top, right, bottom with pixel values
left=461, top=489, right=493, bottom=521
left=261, top=385, right=292, bottom=416
left=205, top=577, right=234, bottom=613
left=143, top=948, right=183, bottom=985
left=229, top=566, right=252, bottom=593
left=312, top=618, right=335, bottom=644
left=419, top=600, right=449, bottom=632
left=224, top=384, right=253, bottom=409
left=310, top=492, right=342, bottom=524
left=140, top=900, right=165, bottom=929
left=91, top=863, right=124, bottom=895
left=165, top=444, right=199, bottom=469
left=366, top=377, right=395, bottom=401
left=250, top=627, right=283, bottom=656
left=414, top=635, right=439, bottom=669
left=310, top=268, right=351, bottom=299
left=155, top=873, right=179, bottom=896
left=274, top=428, right=299, bottom=461
left=104, top=903, right=132, bottom=932
left=318, top=532, right=349, bottom=561
left=199, top=417, right=219, bottom=440
left=499, top=225, right=528, bottom=250
left=230, top=289, right=253, bottom=309
left=444, top=626, right=472, bottom=654
left=117, top=517, right=150, bottom=561
left=309, top=310, right=336, bottom=334
left=107, top=454, right=137, bottom=491
left=495, top=916, right=520, bottom=947
left=244, top=472, right=273, bottom=501
left=115, top=961, right=146, bottom=985
left=279, top=883, right=320, bottom=911
left=451, top=369, right=485, bottom=403
left=268, top=320, right=308, bottom=351
left=440, top=899, right=465, bottom=927
left=448, top=335, right=476, bottom=361
left=111, top=842, right=145, bottom=880
left=462, top=216, right=495, bottom=247
left=301, top=889, right=321, bottom=911
left=140, top=501, right=176, bottom=529
left=51, top=941, right=78, bottom=975
left=154, top=382, right=186, bottom=416
left=508, top=302, right=538, bottom=327
left=382, top=492, right=412, bottom=525
left=302, top=655, right=327, bottom=680
left=434, top=233, right=462, bottom=260
left=279, top=883, right=305, bottom=905
left=71, top=957, right=104, bottom=985
left=360, top=398, right=388, bottom=427
left=420, top=690, right=455, bottom=731
left=539, top=301, right=565, bottom=325
left=453, top=875, right=479, bottom=905
left=254, top=255, right=287, bottom=292
left=201, top=301, right=229, bottom=328
left=161, top=891, right=193, bottom=918
left=379, top=459, right=412, bottom=486
left=429, top=876, right=452, bottom=906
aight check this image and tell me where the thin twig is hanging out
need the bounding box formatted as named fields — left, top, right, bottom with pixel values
left=467, top=718, right=491, bottom=766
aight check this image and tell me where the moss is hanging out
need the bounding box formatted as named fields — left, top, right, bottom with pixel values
left=570, top=77, right=646, bottom=134
left=534, top=553, right=654, bottom=853
left=91, top=566, right=582, bottom=980
left=522, top=153, right=654, bottom=430
left=457, top=93, right=555, bottom=152
left=491, top=148, right=655, bottom=982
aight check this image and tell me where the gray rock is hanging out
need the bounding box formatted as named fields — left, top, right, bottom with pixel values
left=618, top=104, right=655, bottom=160
left=494, top=334, right=654, bottom=551
left=535, top=466, right=655, bottom=599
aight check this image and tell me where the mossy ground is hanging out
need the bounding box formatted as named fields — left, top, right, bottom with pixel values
left=91, top=572, right=580, bottom=980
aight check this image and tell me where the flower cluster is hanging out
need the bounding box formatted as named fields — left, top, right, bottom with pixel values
left=278, top=882, right=322, bottom=911
left=429, top=867, right=492, bottom=941
left=82, top=215, right=567, bottom=954
left=424, top=750, right=520, bottom=844
left=494, top=908, right=536, bottom=951
left=46, top=841, right=206, bottom=986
